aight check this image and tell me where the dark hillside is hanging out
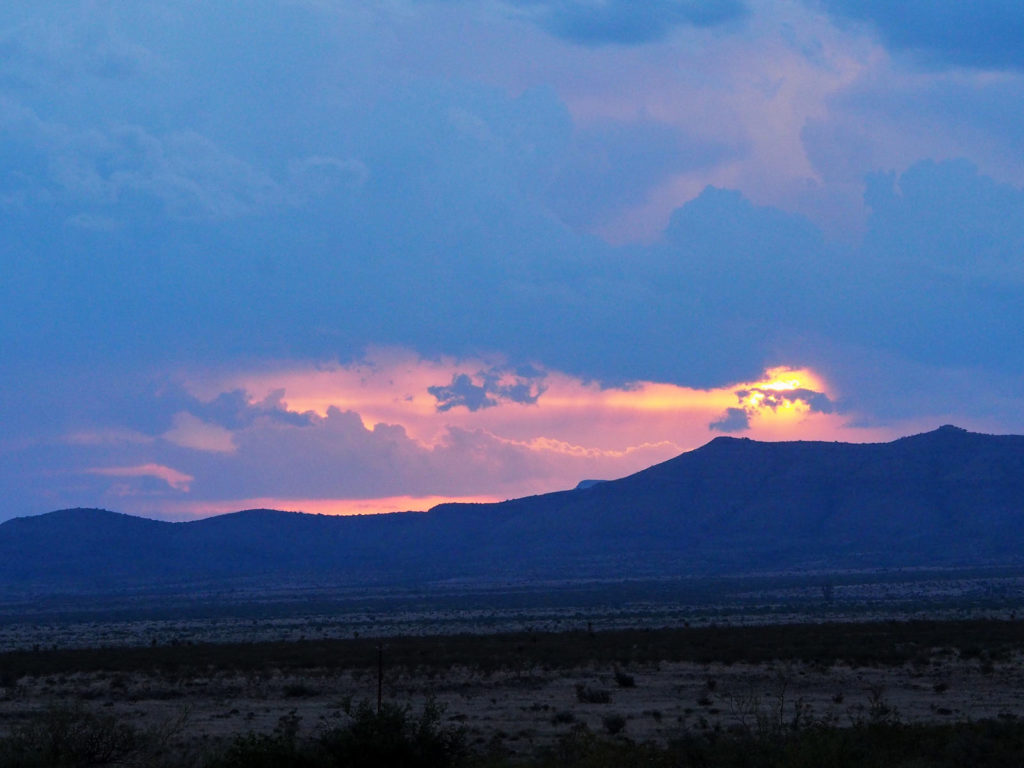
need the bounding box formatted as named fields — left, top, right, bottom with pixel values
left=2, top=426, right=1023, bottom=595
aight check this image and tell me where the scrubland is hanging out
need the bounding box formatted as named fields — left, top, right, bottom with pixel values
left=2, top=619, right=1024, bottom=766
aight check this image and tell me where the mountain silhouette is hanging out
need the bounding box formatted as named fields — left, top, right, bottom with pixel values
left=2, top=426, right=1023, bottom=596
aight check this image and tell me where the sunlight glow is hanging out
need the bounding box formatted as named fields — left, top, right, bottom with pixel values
left=123, top=351, right=910, bottom=520
left=154, top=495, right=505, bottom=519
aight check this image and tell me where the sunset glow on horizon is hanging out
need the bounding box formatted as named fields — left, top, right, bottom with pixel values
left=46, top=351, right=909, bottom=520
left=188, top=353, right=844, bottom=445
left=140, top=494, right=507, bottom=521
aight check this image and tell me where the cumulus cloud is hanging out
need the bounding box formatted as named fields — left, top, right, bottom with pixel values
left=56, top=126, right=283, bottom=219
left=182, top=389, right=316, bottom=431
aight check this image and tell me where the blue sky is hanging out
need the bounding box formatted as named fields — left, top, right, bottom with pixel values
left=2, top=1, right=1024, bottom=520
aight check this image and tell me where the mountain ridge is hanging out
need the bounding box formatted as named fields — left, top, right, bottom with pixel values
left=3, top=426, right=1024, bottom=595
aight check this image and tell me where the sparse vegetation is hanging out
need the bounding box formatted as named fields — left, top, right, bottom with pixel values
left=574, top=684, right=611, bottom=704
left=4, top=618, right=1024, bottom=679
left=613, top=668, right=636, bottom=688
left=601, top=713, right=626, bottom=735
left=1, top=618, right=1024, bottom=766
left=206, top=700, right=467, bottom=768
left=0, top=705, right=142, bottom=767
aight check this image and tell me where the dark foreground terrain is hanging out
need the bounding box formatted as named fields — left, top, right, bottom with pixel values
left=3, top=619, right=1024, bottom=766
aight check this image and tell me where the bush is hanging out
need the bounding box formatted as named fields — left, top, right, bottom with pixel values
left=206, top=700, right=466, bottom=768
left=317, top=699, right=467, bottom=768
left=613, top=669, right=635, bottom=688
left=207, top=711, right=309, bottom=768
left=602, top=714, right=626, bottom=736
left=575, top=684, right=611, bottom=704
left=0, top=705, right=137, bottom=767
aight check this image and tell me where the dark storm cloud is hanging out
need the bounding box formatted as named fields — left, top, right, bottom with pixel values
left=736, top=388, right=834, bottom=414
left=819, top=0, right=1024, bottom=69
left=709, top=407, right=749, bottom=432
left=429, top=375, right=497, bottom=413
left=429, top=369, right=547, bottom=412
left=518, top=0, right=748, bottom=45
left=709, top=387, right=834, bottom=433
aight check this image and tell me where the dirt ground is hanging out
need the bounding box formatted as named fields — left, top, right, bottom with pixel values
left=3, top=650, right=1024, bottom=757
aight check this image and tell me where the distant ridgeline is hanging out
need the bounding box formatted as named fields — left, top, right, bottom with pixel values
left=2, top=425, right=1024, bottom=596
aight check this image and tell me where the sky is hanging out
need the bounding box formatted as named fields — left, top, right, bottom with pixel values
left=2, top=0, right=1024, bottom=521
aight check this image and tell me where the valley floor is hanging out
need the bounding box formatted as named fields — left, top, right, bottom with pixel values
left=2, top=619, right=1024, bottom=764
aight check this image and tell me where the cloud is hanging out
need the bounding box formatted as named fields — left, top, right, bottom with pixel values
left=4, top=1, right=1024, bottom=521
left=707, top=369, right=835, bottom=433
left=818, top=0, right=1024, bottom=70
left=428, top=368, right=547, bottom=412
left=86, top=463, right=193, bottom=492
left=735, top=387, right=835, bottom=414
left=0, top=101, right=285, bottom=220
left=546, top=118, right=736, bottom=231
left=515, top=0, right=748, bottom=45
left=162, top=412, right=235, bottom=454
left=429, top=374, right=497, bottom=412
left=57, top=126, right=284, bottom=220
left=709, top=407, right=749, bottom=432
left=863, top=159, right=1024, bottom=283
left=178, top=388, right=316, bottom=431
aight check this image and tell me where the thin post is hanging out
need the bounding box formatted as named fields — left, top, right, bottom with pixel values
left=376, top=642, right=383, bottom=714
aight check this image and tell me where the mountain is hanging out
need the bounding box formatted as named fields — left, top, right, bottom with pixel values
left=2, top=426, right=1023, bottom=596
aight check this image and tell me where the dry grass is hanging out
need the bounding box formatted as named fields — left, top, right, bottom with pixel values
left=2, top=621, right=1024, bottom=757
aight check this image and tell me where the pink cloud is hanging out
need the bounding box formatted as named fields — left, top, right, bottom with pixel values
left=86, top=463, right=194, bottom=492
left=162, top=411, right=236, bottom=453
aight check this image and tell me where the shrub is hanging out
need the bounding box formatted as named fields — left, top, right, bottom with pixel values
left=317, top=699, right=467, bottom=768
left=0, top=705, right=137, bottom=767
left=575, top=684, right=611, bottom=704
left=207, top=711, right=308, bottom=768
left=207, top=701, right=466, bottom=768
left=613, top=669, right=635, bottom=688
left=602, top=714, right=626, bottom=735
